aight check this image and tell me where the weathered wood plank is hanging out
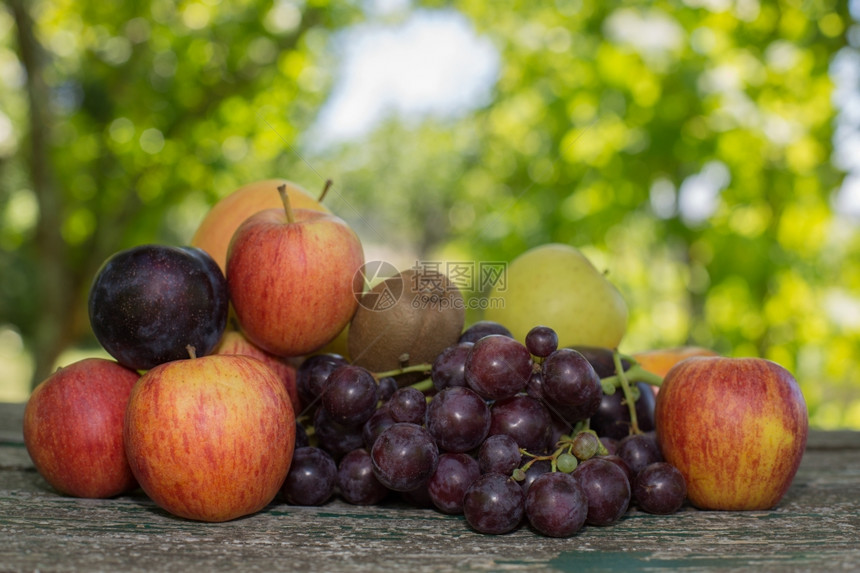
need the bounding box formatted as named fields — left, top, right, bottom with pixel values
left=2, top=401, right=858, bottom=572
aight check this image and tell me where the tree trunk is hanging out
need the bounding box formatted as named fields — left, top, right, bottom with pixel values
left=8, top=0, right=74, bottom=388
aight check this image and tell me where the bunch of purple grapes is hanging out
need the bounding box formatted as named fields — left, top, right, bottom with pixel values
left=283, top=321, right=687, bottom=538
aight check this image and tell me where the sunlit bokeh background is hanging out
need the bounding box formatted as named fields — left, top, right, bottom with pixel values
left=1, top=0, right=859, bottom=428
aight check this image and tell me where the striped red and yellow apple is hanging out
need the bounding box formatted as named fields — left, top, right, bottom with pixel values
left=655, top=356, right=808, bottom=510
left=226, top=187, right=364, bottom=357
left=123, top=353, right=295, bottom=522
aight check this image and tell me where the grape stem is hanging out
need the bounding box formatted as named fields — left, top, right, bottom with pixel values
left=373, top=363, right=432, bottom=379
left=409, top=378, right=434, bottom=394
left=612, top=350, right=641, bottom=435
left=520, top=444, right=564, bottom=474
left=600, top=363, right=663, bottom=389
left=516, top=430, right=608, bottom=477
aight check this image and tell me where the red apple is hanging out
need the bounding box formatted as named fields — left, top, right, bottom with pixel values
left=226, top=185, right=364, bottom=357
left=23, top=358, right=140, bottom=498
left=124, top=353, right=295, bottom=522
left=214, top=329, right=301, bottom=412
left=655, top=356, right=808, bottom=510
left=191, top=179, right=329, bottom=273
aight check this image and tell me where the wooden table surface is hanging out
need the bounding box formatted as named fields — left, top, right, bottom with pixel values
left=2, top=401, right=858, bottom=572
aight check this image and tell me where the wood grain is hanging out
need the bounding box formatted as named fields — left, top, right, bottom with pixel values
left=2, top=402, right=858, bottom=572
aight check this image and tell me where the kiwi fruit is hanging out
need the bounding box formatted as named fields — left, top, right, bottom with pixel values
left=348, top=269, right=465, bottom=374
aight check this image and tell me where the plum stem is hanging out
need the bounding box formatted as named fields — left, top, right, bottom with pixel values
left=278, top=184, right=294, bottom=224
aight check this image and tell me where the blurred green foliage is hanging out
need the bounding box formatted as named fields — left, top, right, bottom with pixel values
left=1, top=0, right=858, bottom=428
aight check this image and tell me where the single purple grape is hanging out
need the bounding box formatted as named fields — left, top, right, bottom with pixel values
left=617, top=433, right=663, bottom=477
left=465, top=335, right=533, bottom=400
left=388, top=386, right=427, bottom=424
left=488, top=394, right=553, bottom=453
left=478, top=434, right=521, bottom=475
left=525, top=326, right=558, bottom=358
left=321, top=365, right=379, bottom=427
left=425, top=386, right=491, bottom=453
left=525, top=472, right=588, bottom=538
left=337, top=448, right=389, bottom=506
left=633, top=462, right=687, bottom=515
left=573, top=457, right=631, bottom=526
left=541, top=348, right=602, bottom=423
left=370, top=423, right=439, bottom=492
left=427, top=453, right=481, bottom=514
left=463, top=473, right=524, bottom=535
left=281, top=447, right=337, bottom=506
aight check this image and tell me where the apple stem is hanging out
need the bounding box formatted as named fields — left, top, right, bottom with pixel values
left=319, top=179, right=333, bottom=203
left=278, top=184, right=295, bottom=224
left=186, top=345, right=197, bottom=359
left=613, top=350, right=641, bottom=434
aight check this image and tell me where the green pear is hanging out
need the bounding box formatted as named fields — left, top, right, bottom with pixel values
left=484, top=243, right=628, bottom=349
